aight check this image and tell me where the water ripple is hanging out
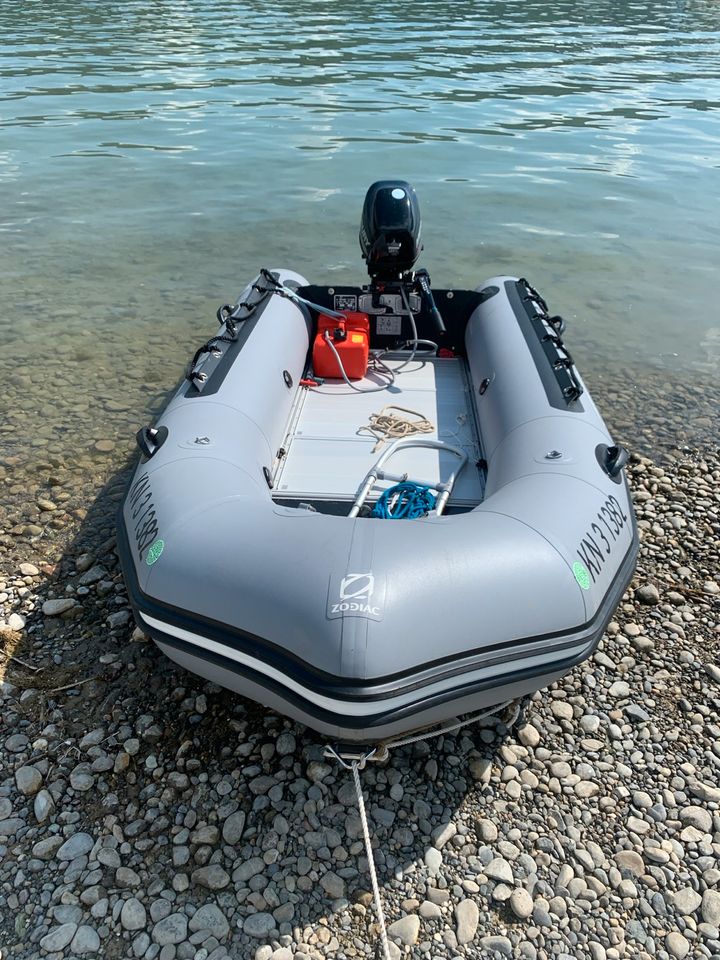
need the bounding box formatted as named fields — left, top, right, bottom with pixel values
left=0, top=0, right=719, bottom=376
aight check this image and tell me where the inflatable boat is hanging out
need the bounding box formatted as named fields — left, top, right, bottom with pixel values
left=118, top=181, right=638, bottom=743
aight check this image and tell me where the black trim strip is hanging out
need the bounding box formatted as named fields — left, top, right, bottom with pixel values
left=506, top=279, right=584, bottom=412
left=153, top=625, right=598, bottom=733
left=183, top=292, right=273, bottom=399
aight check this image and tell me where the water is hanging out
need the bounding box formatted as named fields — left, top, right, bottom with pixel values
left=1, top=0, right=719, bottom=472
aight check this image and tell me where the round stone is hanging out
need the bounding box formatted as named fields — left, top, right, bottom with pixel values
left=666, top=931, right=690, bottom=959
left=57, top=832, right=94, bottom=861
left=15, top=765, right=42, bottom=796
left=614, top=851, right=644, bottom=876
left=485, top=858, right=514, bottom=884
left=517, top=723, right=540, bottom=748
left=188, top=903, right=229, bottom=939
left=320, top=871, right=345, bottom=899
left=243, top=913, right=276, bottom=938
left=42, top=597, right=76, bottom=616
left=419, top=900, right=442, bottom=919
left=510, top=888, right=534, bottom=919
left=121, top=898, right=147, bottom=931
left=191, top=865, right=230, bottom=890
left=674, top=888, right=702, bottom=915
left=551, top=701, right=573, bottom=721
left=152, top=913, right=188, bottom=945
left=679, top=806, right=713, bottom=833
left=275, top=732, right=296, bottom=755
left=222, top=810, right=246, bottom=845
left=5, top=734, right=29, bottom=753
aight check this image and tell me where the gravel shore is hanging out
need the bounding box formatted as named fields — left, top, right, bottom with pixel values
left=1, top=432, right=718, bottom=960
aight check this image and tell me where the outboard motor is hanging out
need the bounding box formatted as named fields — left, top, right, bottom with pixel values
left=359, top=180, right=422, bottom=280
left=360, top=180, right=446, bottom=335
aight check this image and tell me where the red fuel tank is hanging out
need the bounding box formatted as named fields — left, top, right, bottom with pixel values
left=312, top=312, right=370, bottom=380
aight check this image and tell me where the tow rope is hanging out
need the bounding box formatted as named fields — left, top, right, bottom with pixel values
left=324, top=700, right=520, bottom=960
left=372, top=481, right=436, bottom=519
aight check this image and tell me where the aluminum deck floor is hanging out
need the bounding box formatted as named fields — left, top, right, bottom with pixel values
left=274, top=357, right=484, bottom=507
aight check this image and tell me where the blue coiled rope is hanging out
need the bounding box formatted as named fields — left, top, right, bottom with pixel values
left=372, top=482, right=437, bottom=520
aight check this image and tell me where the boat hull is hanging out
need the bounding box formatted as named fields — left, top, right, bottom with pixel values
left=118, top=270, right=639, bottom=742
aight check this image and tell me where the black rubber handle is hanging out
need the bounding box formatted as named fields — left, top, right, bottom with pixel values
left=136, top=426, right=168, bottom=460
left=548, top=314, right=566, bottom=336
left=606, top=444, right=629, bottom=477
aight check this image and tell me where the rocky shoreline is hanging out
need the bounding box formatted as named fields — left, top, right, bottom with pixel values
left=1, top=440, right=719, bottom=960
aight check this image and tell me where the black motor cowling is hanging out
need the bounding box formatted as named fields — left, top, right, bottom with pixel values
left=359, top=180, right=422, bottom=279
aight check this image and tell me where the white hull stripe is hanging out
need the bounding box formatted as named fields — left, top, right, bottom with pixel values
left=139, top=612, right=560, bottom=718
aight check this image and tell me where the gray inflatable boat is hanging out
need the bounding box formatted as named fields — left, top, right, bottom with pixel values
left=118, top=181, right=638, bottom=743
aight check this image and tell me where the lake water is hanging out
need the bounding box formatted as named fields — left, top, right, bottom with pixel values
left=1, top=0, right=719, bottom=474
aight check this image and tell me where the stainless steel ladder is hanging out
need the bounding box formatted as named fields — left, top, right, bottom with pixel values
left=349, top=437, right=469, bottom=518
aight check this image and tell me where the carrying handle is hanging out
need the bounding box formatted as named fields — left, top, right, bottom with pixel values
left=136, top=426, right=168, bottom=460
left=596, top=442, right=629, bottom=481
left=605, top=444, right=629, bottom=477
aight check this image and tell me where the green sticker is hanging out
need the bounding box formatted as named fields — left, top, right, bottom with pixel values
left=146, top=539, right=165, bottom=566
left=573, top=560, right=591, bottom=590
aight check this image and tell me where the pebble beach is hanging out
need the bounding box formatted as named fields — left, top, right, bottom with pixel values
left=1, top=364, right=719, bottom=960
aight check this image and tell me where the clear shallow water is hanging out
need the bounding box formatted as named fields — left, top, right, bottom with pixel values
left=1, top=0, right=719, bottom=465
